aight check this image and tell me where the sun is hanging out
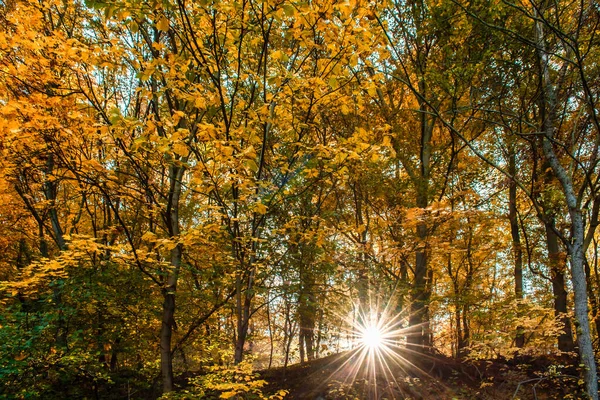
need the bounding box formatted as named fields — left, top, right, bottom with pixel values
left=317, top=305, right=432, bottom=399
left=361, top=324, right=384, bottom=350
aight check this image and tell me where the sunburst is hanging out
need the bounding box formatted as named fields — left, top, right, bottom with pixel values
left=308, top=299, right=449, bottom=399
left=360, top=323, right=384, bottom=350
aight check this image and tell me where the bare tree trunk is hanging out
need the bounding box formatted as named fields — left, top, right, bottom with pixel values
left=41, top=155, right=69, bottom=349
left=544, top=222, right=575, bottom=352
left=283, top=296, right=295, bottom=368
left=299, top=330, right=305, bottom=364
left=233, top=242, right=257, bottom=364
left=160, top=289, right=176, bottom=392
left=233, top=214, right=261, bottom=364
left=508, top=146, right=525, bottom=348
left=351, top=183, right=370, bottom=320
left=455, top=306, right=462, bottom=358
left=407, top=74, right=434, bottom=351
left=298, top=261, right=307, bottom=364
left=304, top=325, right=314, bottom=362
left=408, top=184, right=431, bottom=351
left=160, top=165, right=184, bottom=393
left=266, top=290, right=274, bottom=369
left=299, top=265, right=316, bottom=363
left=234, top=286, right=252, bottom=364
left=110, top=337, right=120, bottom=371
left=536, top=14, right=598, bottom=394
left=461, top=304, right=470, bottom=354
left=315, top=308, right=324, bottom=359
left=587, top=245, right=600, bottom=342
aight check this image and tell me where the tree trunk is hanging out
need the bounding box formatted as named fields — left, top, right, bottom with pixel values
left=461, top=304, right=470, bottom=355
left=535, top=11, right=598, bottom=396
left=455, top=306, right=462, bottom=358
left=283, top=297, right=295, bottom=369
left=561, top=209, right=599, bottom=398
left=508, top=146, right=525, bottom=348
left=408, top=185, right=431, bottom=351
left=299, top=331, right=305, bottom=364
left=305, top=327, right=314, bottom=362
left=299, top=265, right=316, bottom=362
left=407, top=75, right=434, bottom=352
left=544, top=222, right=575, bottom=352
left=160, top=241, right=182, bottom=393
left=234, top=286, right=251, bottom=364
left=110, top=337, right=120, bottom=371
left=160, top=165, right=184, bottom=393
left=233, top=245, right=257, bottom=364
left=315, top=308, right=324, bottom=359
left=535, top=20, right=598, bottom=400
left=586, top=252, right=600, bottom=342
left=266, top=290, right=274, bottom=369
left=42, top=155, right=69, bottom=349
left=233, top=219, right=260, bottom=364
left=352, top=183, right=370, bottom=320
left=160, top=290, right=176, bottom=393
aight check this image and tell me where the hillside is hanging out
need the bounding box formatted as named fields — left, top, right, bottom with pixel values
left=259, top=351, right=584, bottom=399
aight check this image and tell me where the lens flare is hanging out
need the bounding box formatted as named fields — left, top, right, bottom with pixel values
left=297, top=301, right=450, bottom=400
left=361, top=324, right=384, bottom=350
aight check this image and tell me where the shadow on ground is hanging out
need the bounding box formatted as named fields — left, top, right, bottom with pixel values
left=260, top=350, right=584, bottom=399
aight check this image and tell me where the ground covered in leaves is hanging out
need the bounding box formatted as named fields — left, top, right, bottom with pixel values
left=259, top=351, right=586, bottom=399
left=65, top=350, right=586, bottom=399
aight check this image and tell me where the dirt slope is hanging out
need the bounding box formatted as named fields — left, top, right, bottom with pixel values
left=260, top=350, right=584, bottom=399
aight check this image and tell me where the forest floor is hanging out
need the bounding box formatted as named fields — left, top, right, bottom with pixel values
left=259, top=350, right=585, bottom=399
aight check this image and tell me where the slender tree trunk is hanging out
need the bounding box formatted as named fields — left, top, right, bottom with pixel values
left=234, top=289, right=252, bottom=364
left=160, top=289, right=176, bottom=392
left=42, top=155, right=69, bottom=349
left=560, top=209, right=599, bottom=398
left=160, top=165, right=184, bottom=393
left=536, top=39, right=597, bottom=400
left=586, top=249, right=600, bottom=342
left=461, top=304, right=470, bottom=354
left=535, top=10, right=598, bottom=396
left=299, top=262, right=316, bottom=363
left=233, top=249, right=257, bottom=364
left=283, top=298, right=294, bottom=368
left=266, top=290, right=274, bottom=369
left=352, top=183, right=370, bottom=320
left=395, top=260, right=408, bottom=317
left=233, top=222, right=261, bottom=364
left=408, top=185, right=431, bottom=351
left=299, top=330, right=305, bottom=364
left=455, top=306, right=462, bottom=358
left=298, top=261, right=306, bottom=364
left=448, top=250, right=463, bottom=358
left=110, top=337, right=120, bottom=371
left=508, top=147, right=525, bottom=348
left=584, top=257, right=600, bottom=344
left=234, top=272, right=243, bottom=363
left=407, top=78, right=434, bottom=351
left=316, top=308, right=324, bottom=359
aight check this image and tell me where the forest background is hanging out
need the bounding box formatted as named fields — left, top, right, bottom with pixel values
left=1, top=0, right=600, bottom=398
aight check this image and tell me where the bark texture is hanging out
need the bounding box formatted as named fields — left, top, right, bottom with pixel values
left=536, top=15, right=598, bottom=396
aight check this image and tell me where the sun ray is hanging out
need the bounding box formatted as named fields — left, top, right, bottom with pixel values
left=294, top=292, right=459, bottom=399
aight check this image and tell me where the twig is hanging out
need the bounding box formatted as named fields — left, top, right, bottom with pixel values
left=512, top=374, right=578, bottom=399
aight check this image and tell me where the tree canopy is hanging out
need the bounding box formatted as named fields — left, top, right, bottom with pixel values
left=1, top=0, right=599, bottom=398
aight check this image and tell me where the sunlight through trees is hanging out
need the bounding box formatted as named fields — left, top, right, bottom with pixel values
left=1, top=0, right=599, bottom=398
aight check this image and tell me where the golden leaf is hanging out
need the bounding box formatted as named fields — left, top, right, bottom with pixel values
left=156, top=16, right=169, bottom=32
